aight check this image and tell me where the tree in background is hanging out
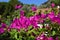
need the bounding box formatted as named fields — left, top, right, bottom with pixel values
left=0, top=0, right=23, bottom=24
left=50, top=0, right=60, bottom=6
left=0, top=2, right=7, bottom=15
left=9, top=0, right=23, bottom=7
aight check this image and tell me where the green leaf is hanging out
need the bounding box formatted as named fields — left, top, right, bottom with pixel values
left=27, top=29, right=34, bottom=34
left=33, top=30, right=39, bottom=35
left=52, top=31, right=56, bottom=36
left=28, top=35, right=35, bottom=40
left=9, top=29, right=18, bottom=39
left=38, top=28, right=46, bottom=32
left=28, top=26, right=33, bottom=30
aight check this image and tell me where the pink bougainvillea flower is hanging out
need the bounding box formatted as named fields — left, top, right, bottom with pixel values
left=37, top=13, right=47, bottom=23
left=36, top=34, right=48, bottom=40
left=57, top=12, right=60, bottom=18
left=29, top=15, right=41, bottom=29
left=41, top=13, right=46, bottom=19
left=33, top=15, right=41, bottom=21
left=48, top=37, right=54, bottom=40
left=10, top=22, right=16, bottom=29
left=7, top=27, right=11, bottom=32
left=31, top=6, right=37, bottom=12
left=1, top=23, right=6, bottom=28
left=55, top=37, right=59, bottom=40
left=20, top=10, right=25, bottom=16
left=15, top=5, right=22, bottom=9
left=39, top=35, right=45, bottom=40
left=39, top=19, right=44, bottom=23
left=25, top=18, right=31, bottom=28
left=51, top=17, right=60, bottom=25
left=0, top=28, right=5, bottom=34
left=19, top=16, right=27, bottom=28
left=19, top=16, right=31, bottom=29
left=48, top=11, right=55, bottom=19
left=29, top=18, right=37, bottom=28
left=29, top=14, right=41, bottom=22
left=10, top=18, right=21, bottom=30
left=40, top=33, right=48, bottom=40
left=51, top=3, right=55, bottom=8
left=36, top=36, right=40, bottom=40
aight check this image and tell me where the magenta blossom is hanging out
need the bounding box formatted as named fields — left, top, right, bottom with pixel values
left=20, top=10, right=25, bottom=16
left=51, top=3, right=55, bottom=8
left=36, top=36, right=40, bottom=40
left=0, top=28, right=5, bottom=34
left=38, top=13, right=47, bottom=23
left=48, top=11, right=55, bottom=19
left=57, top=12, right=60, bottom=18
left=15, top=5, right=22, bottom=9
left=1, top=23, right=6, bottom=28
left=51, top=17, right=60, bottom=25
left=32, top=15, right=40, bottom=21
left=29, top=15, right=40, bottom=29
left=19, top=16, right=31, bottom=29
left=31, top=6, right=37, bottom=12
left=56, top=37, right=59, bottom=40
left=10, top=18, right=21, bottom=30
left=41, top=13, right=46, bottom=19
left=48, top=37, right=54, bottom=40
left=36, top=34, right=48, bottom=40
left=30, top=20, right=38, bottom=28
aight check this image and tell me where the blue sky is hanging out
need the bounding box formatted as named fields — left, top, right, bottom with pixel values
left=0, top=0, right=48, bottom=6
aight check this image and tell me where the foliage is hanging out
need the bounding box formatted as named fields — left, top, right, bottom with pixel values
left=0, top=0, right=60, bottom=40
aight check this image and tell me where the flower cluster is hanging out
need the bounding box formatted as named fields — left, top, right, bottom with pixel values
left=36, top=34, right=58, bottom=40
left=0, top=23, right=6, bottom=34
left=0, top=3, right=60, bottom=40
